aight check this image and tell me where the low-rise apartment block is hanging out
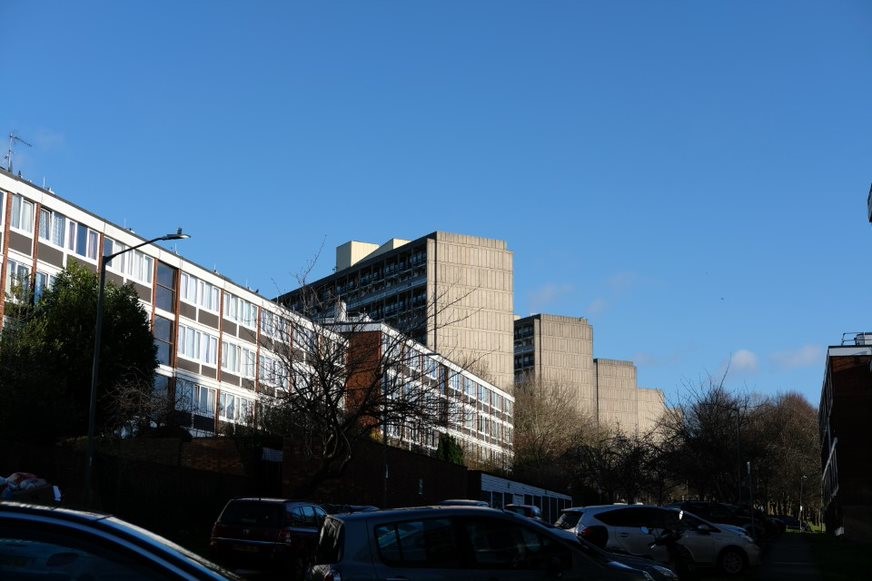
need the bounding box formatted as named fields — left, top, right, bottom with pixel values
left=0, top=169, right=512, bottom=465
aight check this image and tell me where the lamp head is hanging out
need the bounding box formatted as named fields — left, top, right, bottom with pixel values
left=164, top=228, right=190, bottom=241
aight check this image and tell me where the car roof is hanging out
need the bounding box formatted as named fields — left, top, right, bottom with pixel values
left=1, top=501, right=241, bottom=579
left=226, top=497, right=317, bottom=505
left=325, top=505, right=505, bottom=522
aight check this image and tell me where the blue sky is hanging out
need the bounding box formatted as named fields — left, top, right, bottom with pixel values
left=4, top=1, right=871, bottom=407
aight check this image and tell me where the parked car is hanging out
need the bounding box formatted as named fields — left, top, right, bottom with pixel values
left=540, top=521, right=678, bottom=581
left=574, top=504, right=761, bottom=576
left=0, top=500, right=240, bottom=579
left=209, top=497, right=326, bottom=576
left=504, top=503, right=543, bottom=520
left=307, top=505, right=657, bottom=580
left=665, top=501, right=781, bottom=542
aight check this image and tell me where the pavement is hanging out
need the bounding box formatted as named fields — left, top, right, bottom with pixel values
left=751, top=533, right=822, bottom=581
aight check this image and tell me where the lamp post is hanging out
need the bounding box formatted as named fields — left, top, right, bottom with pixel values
left=799, top=474, right=808, bottom=520
left=84, top=228, right=190, bottom=507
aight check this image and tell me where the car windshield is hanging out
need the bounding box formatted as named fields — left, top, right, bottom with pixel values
left=219, top=501, right=282, bottom=526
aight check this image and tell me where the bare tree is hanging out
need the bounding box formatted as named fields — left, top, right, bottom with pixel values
left=512, top=377, right=598, bottom=492
left=249, top=261, right=503, bottom=497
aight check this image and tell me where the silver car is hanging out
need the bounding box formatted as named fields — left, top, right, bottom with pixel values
left=574, top=504, right=761, bottom=576
left=307, top=505, right=656, bottom=580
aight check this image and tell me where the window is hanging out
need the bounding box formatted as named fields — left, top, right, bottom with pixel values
left=462, top=518, right=569, bottom=570
left=104, top=237, right=154, bottom=284
left=222, top=341, right=240, bottom=374
left=178, top=324, right=218, bottom=365
left=219, top=392, right=253, bottom=423
left=180, top=272, right=219, bottom=311
left=155, top=262, right=177, bottom=312
left=242, top=347, right=256, bottom=378
left=225, top=294, right=258, bottom=327
left=10, top=194, right=34, bottom=233
left=5, top=259, right=30, bottom=295
left=34, top=271, right=56, bottom=301
left=176, top=378, right=215, bottom=415
left=153, top=316, right=174, bottom=366
left=259, top=353, right=288, bottom=389
left=38, top=208, right=67, bottom=246
left=261, top=310, right=288, bottom=339
left=66, top=222, right=99, bottom=260
left=375, top=518, right=461, bottom=567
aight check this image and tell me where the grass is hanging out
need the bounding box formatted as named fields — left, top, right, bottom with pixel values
left=807, top=532, right=872, bottom=580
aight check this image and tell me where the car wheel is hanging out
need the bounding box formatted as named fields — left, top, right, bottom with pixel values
left=718, top=547, right=747, bottom=576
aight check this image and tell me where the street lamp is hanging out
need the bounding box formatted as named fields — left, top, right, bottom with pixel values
left=84, top=228, right=190, bottom=507
left=800, top=474, right=808, bottom=519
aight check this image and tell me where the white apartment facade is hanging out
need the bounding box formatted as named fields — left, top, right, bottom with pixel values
left=0, top=169, right=513, bottom=463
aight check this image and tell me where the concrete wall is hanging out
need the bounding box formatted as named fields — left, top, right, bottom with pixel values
left=595, top=359, right=639, bottom=432
left=428, top=233, right=515, bottom=392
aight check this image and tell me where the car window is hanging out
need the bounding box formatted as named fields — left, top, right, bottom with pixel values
left=314, top=518, right=344, bottom=565
left=290, top=506, right=307, bottom=527
left=314, top=505, right=327, bottom=524
left=375, top=518, right=461, bottom=568
left=220, top=500, right=281, bottom=526
left=595, top=507, right=646, bottom=527
left=461, top=517, right=570, bottom=571
left=0, top=522, right=177, bottom=580
left=555, top=510, right=582, bottom=529
left=301, top=505, right=317, bottom=526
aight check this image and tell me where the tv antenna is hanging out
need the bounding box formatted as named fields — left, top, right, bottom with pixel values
left=4, top=131, right=33, bottom=173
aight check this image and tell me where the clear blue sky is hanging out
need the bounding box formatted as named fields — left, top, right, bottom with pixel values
left=4, top=1, right=870, bottom=407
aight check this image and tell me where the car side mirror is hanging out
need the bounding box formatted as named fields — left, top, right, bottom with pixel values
left=696, top=524, right=713, bottom=534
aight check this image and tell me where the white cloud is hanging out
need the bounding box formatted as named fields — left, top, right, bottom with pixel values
left=608, top=271, right=641, bottom=292
left=586, top=298, right=608, bottom=316
left=730, top=349, right=759, bottom=373
left=528, top=283, right=574, bottom=313
left=771, top=345, right=822, bottom=370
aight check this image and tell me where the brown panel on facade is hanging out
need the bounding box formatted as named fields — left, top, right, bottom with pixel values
left=222, top=320, right=238, bottom=337
left=222, top=372, right=240, bottom=386
left=9, top=231, right=33, bottom=255
left=133, top=282, right=150, bottom=302
left=239, top=327, right=257, bottom=343
left=105, top=271, right=124, bottom=287
left=201, top=366, right=217, bottom=379
left=67, top=256, right=97, bottom=273
left=198, top=310, right=219, bottom=329
left=177, top=358, right=200, bottom=374
left=242, top=378, right=255, bottom=391
left=179, top=301, right=197, bottom=320
left=37, top=243, right=64, bottom=268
